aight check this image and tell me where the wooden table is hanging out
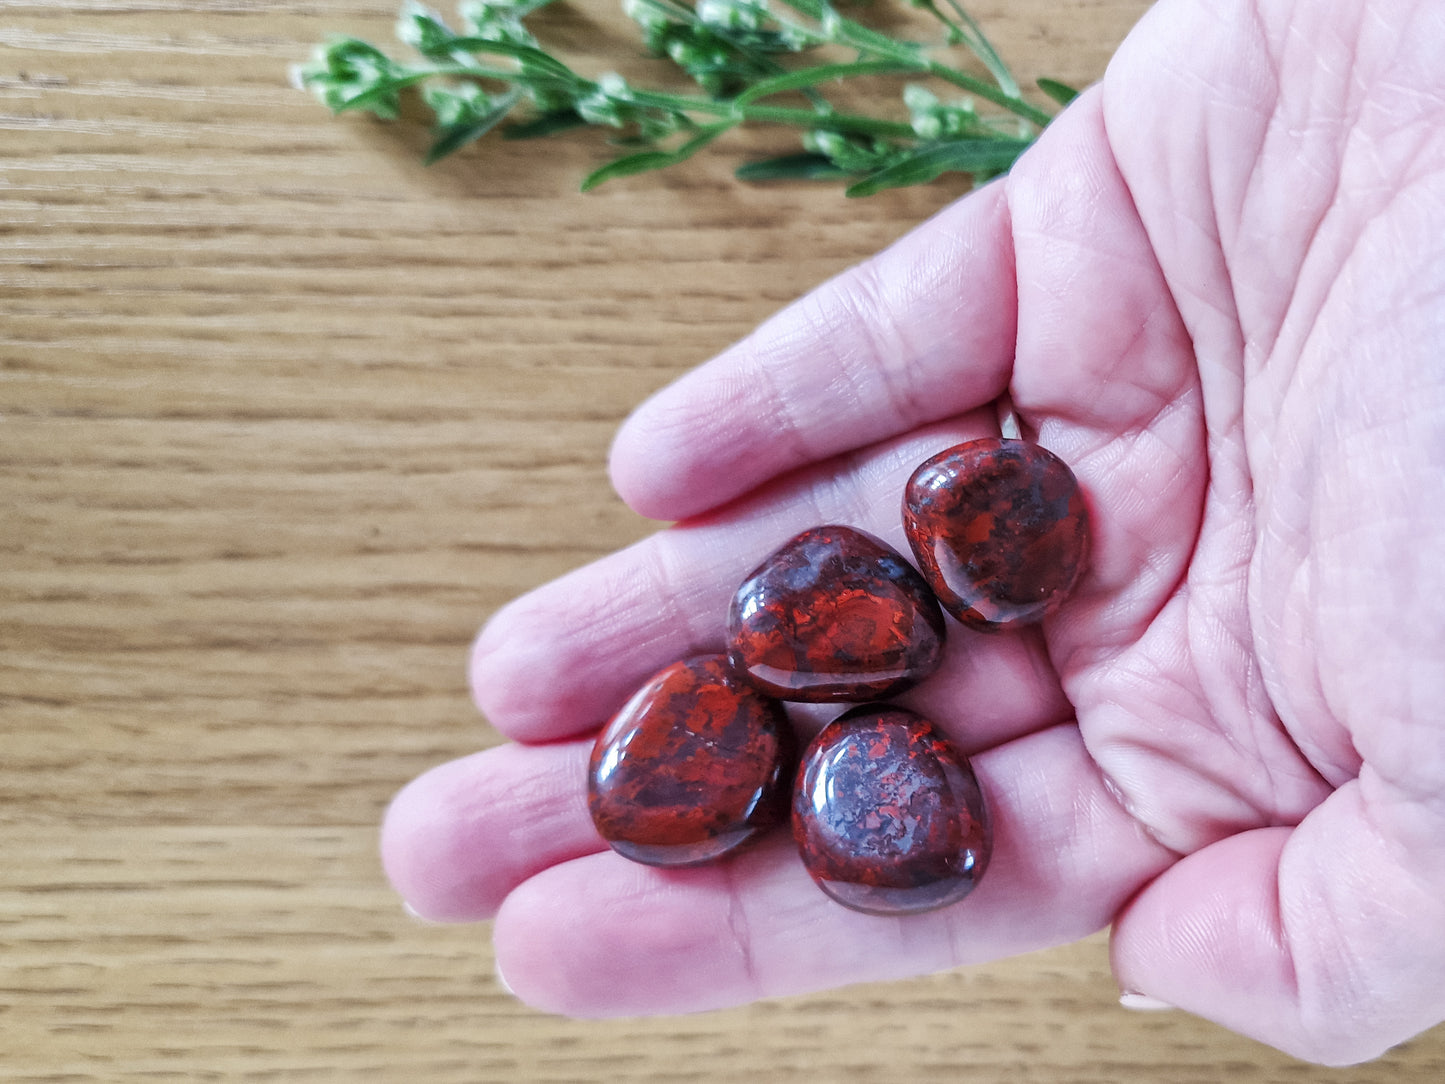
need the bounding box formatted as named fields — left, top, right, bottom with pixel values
left=3, top=2, right=1442, bottom=1080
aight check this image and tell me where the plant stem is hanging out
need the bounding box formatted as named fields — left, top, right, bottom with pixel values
left=776, top=0, right=1047, bottom=127
left=940, top=0, right=1021, bottom=96
left=630, top=0, right=832, bottom=108
left=384, top=61, right=919, bottom=140
left=740, top=102, right=914, bottom=137
left=624, top=86, right=916, bottom=138
left=303, top=0, right=1067, bottom=190
left=924, top=63, right=1049, bottom=126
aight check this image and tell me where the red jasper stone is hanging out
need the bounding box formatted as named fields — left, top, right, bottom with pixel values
left=726, top=525, right=946, bottom=703
left=588, top=654, right=795, bottom=867
left=903, top=438, right=1090, bottom=630
left=792, top=706, right=989, bottom=915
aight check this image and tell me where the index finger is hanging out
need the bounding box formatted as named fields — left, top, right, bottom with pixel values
left=608, top=184, right=1017, bottom=522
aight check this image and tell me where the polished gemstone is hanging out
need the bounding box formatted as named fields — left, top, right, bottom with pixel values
left=726, top=525, right=946, bottom=703
left=903, top=438, right=1090, bottom=630
left=792, top=706, right=990, bottom=915
left=588, top=654, right=795, bottom=867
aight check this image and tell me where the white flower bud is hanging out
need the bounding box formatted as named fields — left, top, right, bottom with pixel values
left=902, top=84, right=938, bottom=114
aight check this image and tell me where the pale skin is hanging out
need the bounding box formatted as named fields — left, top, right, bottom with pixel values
left=381, top=0, right=1445, bottom=1065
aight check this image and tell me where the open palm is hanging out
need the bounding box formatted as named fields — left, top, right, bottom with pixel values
left=382, top=0, right=1445, bottom=1064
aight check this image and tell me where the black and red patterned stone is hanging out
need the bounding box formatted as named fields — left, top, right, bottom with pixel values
left=587, top=654, right=795, bottom=867
left=903, top=438, right=1090, bottom=630
left=792, top=706, right=990, bottom=915
left=726, top=525, right=946, bottom=703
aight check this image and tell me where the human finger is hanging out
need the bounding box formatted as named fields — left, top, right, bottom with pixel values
left=608, top=183, right=1017, bottom=522
left=1110, top=786, right=1445, bottom=1065
left=382, top=655, right=1073, bottom=926
left=380, top=739, right=602, bottom=922
left=492, top=723, right=1175, bottom=1016
left=470, top=414, right=1070, bottom=749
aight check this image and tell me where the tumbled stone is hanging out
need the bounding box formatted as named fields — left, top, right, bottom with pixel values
left=588, top=654, right=795, bottom=867
left=726, top=524, right=946, bottom=703
left=903, top=438, right=1090, bottom=630
left=792, top=706, right=990, bottom=916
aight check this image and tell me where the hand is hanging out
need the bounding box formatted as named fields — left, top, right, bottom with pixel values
left=380, top=0, right=1445, bottom=1064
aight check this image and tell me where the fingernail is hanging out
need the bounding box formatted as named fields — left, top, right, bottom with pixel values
left=403, top=901, right=439, bottom=924
left=1119, top=991, right=1174, bottom=1012
left=494, top=960, right=515, bottom=997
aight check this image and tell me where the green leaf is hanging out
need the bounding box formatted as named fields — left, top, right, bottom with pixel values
left=501, top=108, right=587, bottom=140
left=311, top=36, right=398, bottom=82
left=440, top=36, right=578, bottom=80
left=507, top=0, right=562, bottom=17
left=424, top=87, right=522, bottom=162
left=299, top=37, right=408, bottom=117
left=397, top=2, right=460, bottom=58
left=581, top=150, right=684, bottom=190
left=330, top=80, right=410, bottom=118
left=580, top=123, right=732, bottom=190
left=729, top=60, right=915, bottom=109
left=422, top=80, right=493, bottom=127
left=734, top=152, right=851, bottom=181
left=844, top=137, right=1030, bottom=196
left=1036, top=77, right=1080, bottom=107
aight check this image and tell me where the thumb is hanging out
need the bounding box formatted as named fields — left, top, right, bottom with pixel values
left=1109, top=783, right=1445, bottom=1065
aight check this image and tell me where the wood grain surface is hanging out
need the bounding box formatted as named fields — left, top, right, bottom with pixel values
left=2, top=2, right=1442, bottom=1081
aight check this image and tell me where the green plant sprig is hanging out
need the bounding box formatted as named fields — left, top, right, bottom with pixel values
left=295, top=0, right=1079, bottom=196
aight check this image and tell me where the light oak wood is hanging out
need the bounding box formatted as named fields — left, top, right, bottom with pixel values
left=2, top=2, right=1441, bottom=1080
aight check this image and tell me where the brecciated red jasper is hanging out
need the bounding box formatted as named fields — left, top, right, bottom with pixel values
left=588, top=654, right=795, bottom=867
left=792, top=706, right=990, bottom=916
left=903, top=437, right=1090, bottom=630
left=726, top=525, right=946, bottom=703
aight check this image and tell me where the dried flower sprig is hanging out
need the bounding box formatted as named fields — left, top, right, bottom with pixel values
left=295, top=0, right=1078, bottom=196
